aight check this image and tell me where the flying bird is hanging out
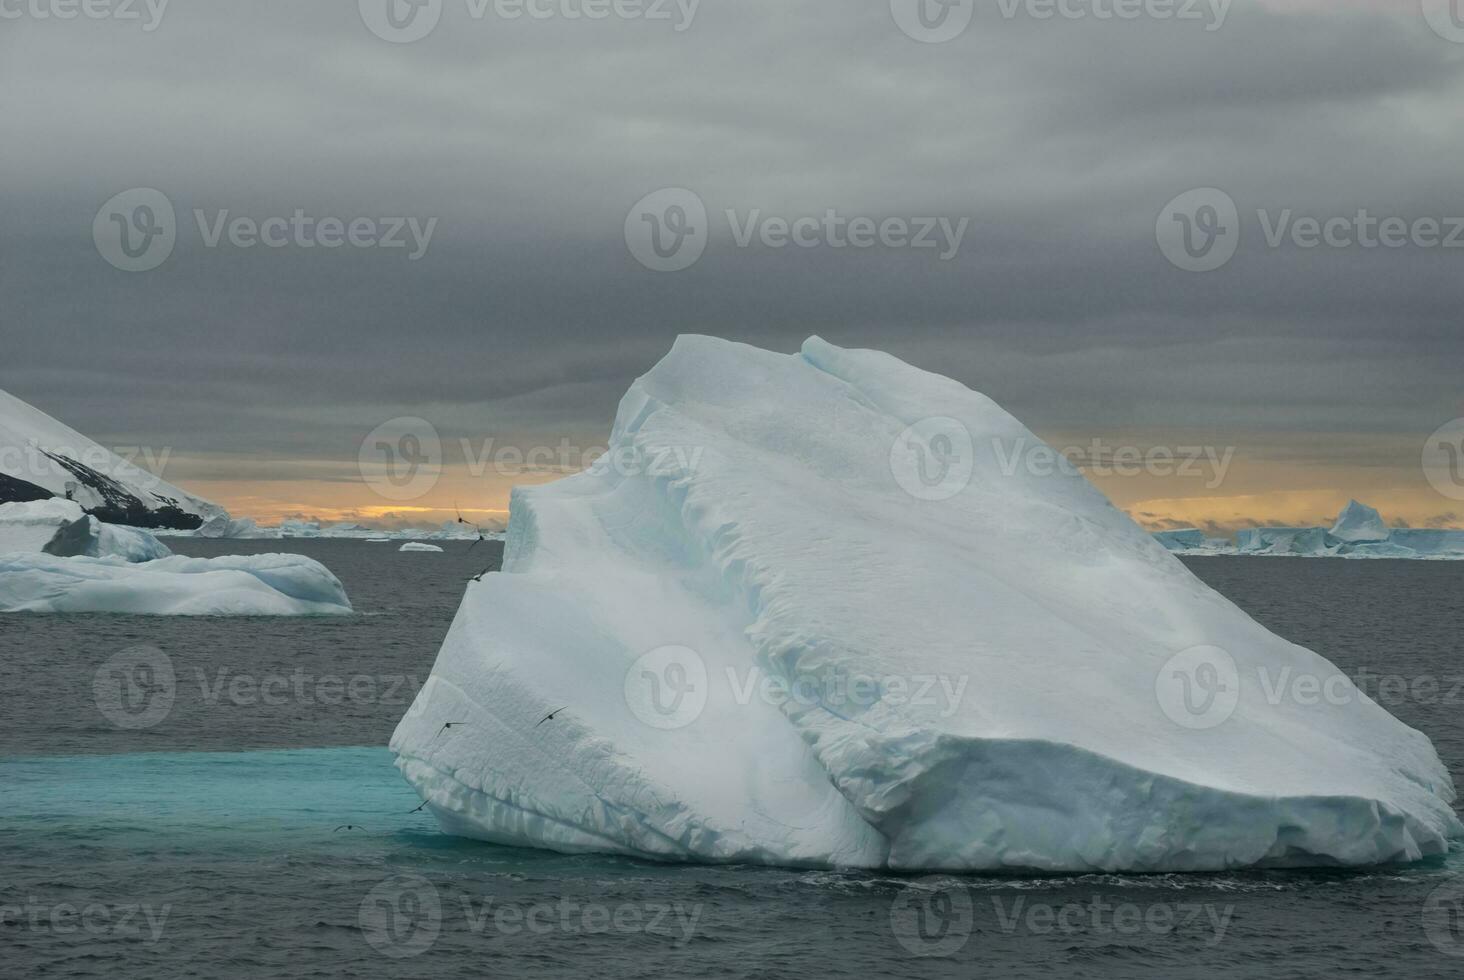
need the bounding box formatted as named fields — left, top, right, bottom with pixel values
left=333, top=825, right=364, bottom=832
left=434, top=722, right=468, bottom=739
left=535, top=706, right=570, bottom=728
left=409, top=800, right=430, bottom=814
left=456, top=503, right=490, bottom=550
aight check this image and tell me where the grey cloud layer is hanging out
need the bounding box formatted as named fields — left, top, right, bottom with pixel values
left=2, top=1, right=1461, bottom=461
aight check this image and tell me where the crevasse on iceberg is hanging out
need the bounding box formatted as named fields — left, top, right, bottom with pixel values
left=392, top=336, right=1460, bottom=872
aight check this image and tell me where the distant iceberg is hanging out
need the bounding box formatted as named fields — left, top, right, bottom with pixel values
left=399, top=542, right=445, bottom=553
left=393, top=336, right=1458, bottom=872
left=0, top=552, right=353, bottom=616
left=1154, top=500, right=1464, bottom=559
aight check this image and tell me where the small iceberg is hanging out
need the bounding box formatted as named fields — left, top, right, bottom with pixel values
left=398, top=543, right=444, bottom=553
left=0, top=552, right=353, bottom=616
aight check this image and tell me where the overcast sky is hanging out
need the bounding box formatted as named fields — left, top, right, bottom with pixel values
left=2, top=0, right=1462, bottom=529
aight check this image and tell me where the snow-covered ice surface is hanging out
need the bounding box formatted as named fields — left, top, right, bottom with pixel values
left=42, top=515, right=173, bottom=562
left=0, top=499, right=88, bottom=554
left=0, top=552, right=353, bottom=615
left=393, top=336, right=1460, bottom=872
left=0, top=387, right=225, bottom=529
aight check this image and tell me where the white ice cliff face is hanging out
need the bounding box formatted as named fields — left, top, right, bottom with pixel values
left=393, top=336, right=1460, bottom=872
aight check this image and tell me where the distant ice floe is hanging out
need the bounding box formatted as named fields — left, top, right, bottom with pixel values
left=0, top=552, right=353, bottom=616
left=1154, top=500, right=1464, bottom=559
left=399, top=543, right=445, bottom=553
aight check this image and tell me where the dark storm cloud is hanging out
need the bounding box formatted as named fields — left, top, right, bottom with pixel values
left=2, top=0, right=1462, bottom=463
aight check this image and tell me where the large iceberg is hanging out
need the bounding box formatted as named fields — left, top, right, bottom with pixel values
left=392, top=336, right=1459, bottom=872
left=0, top=552, right=353, bottom=615
left=0, top=386, right=226, bottom=530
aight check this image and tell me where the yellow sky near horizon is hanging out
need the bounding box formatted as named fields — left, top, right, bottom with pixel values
left=161, top=426, right=1464, bottom=536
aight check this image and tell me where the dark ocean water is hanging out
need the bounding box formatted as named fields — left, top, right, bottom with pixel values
left=2, top=544, right=1463, bottom=979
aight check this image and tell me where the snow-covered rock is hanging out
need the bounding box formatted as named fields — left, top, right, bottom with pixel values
left=42, top=515, right=172, bottom=562
left=0, top=499, right=87, bottom=554
left=0, top=552, right=352, bottom=615
left=1330, top=500, right=1390, bottom=543
left=399, top=542, right=445, bottom=553
left=0, top=387, right=225, bottom=530
left=392, top=335, right=1459, bottom=872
